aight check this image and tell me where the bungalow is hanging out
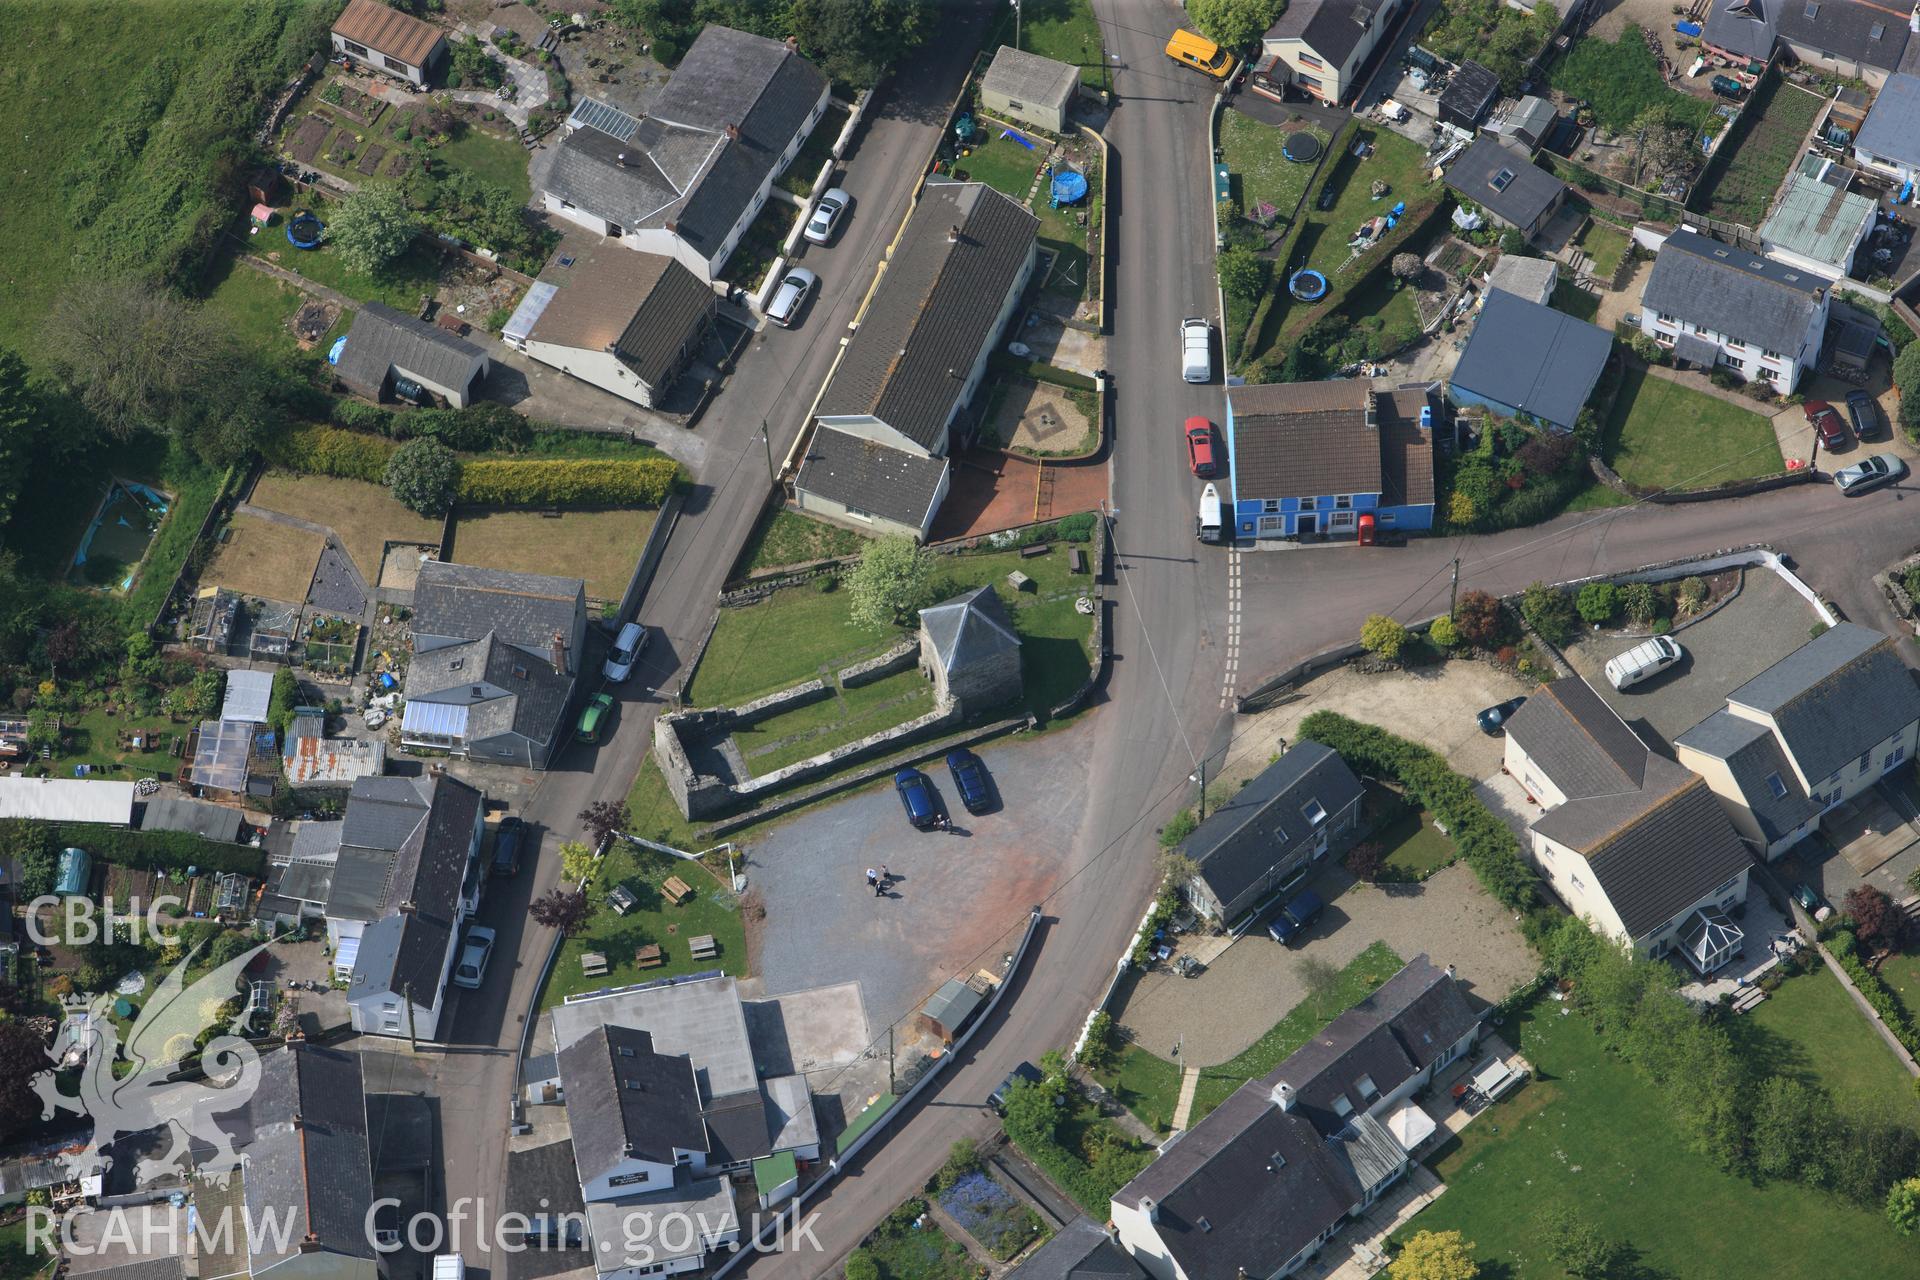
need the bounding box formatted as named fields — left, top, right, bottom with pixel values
left=1504, top=679, right=1754, bottom=972
left=1223, top=382, right=1435, bottom=541
left=540, top=27, right=829, bottom=281
left=1702, top=0, right=1911, bottom=87
left=1638, top=228, right=1830, bottom=393
left=1853, top=71, right=1920, bottom=185
left=331, top=0, right=448, bottom=87
left=1676, top=622, right=1920, bottom=859
left=1261, top=0, right=1413, bottom=105
left=335, top=302, right=491, bottom=409
left=1444, top=136, right=1568, bottom=240
left=793, top=182, right=1038, bottom=540
left=515, top=241, right=716, bottom=409
left=1758, top=162, right=1879, bottom=281
left=1449, top=287, right=1612, bottom=432
left=1178, top=742, right=1364, bottom=925
left=1111, top=956, right=1480, bottom=1280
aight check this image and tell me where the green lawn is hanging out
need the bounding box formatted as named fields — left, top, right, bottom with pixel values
left=1002, top=0, right=1108, bottom=87
left=1367, top=799, right=1457, bottom=881
left=255, top=236, right=443, bottom=310
left=1548, top=28, right=1716, bottom=133
left=1549, top=277, right=1600, bottom=324
left=541, top=843, right=745, bottom=1009
left=1090, top=1042, right=1184, bottom=1135
left=437, top=122, right=532, bottom=202
left=736, top=508, right=870, bottom=575
left=730, top=668, right=937, bottom=777
left=1695, top=75, right=1824, bottom=226
left=1401, top=998, right=1918, bottom=1277
left=38, top=706, right=187, bottom=782
left=1036, top=149, right=1099, bottom=307
left=1603, top=364, right=1784, bottom=492
left=201, top=253, right=349, bottom=359
left=1876, top=946, right=1920, bottom=1027
left=1573, top=217, right=1629, bottom=279
left=954, top=128, right=1046, bottom=202
left=1733, top=966, right=1920, bottom=1120
left=0, top=1219, right=56, bottom=1280
left=623, top=757, right=714, bottom=853
left=1219, top=108, right=1327, bottom=228
left=777, top=104, right=845, bottom=197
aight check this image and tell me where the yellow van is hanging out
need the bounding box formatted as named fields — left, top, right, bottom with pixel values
left=1166, top=28, right=1236, bottom=80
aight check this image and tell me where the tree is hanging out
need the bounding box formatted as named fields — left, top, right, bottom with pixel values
left=1156, top=849, right=1199, bottom=889
left=329, top=183, right=417, bottom=277
left=1079, top=1010, right=1119, bottom=1070
left=579, top=800, right=630, bottom=846
left=1896, top=344, right=1920, bottom=438
left=1519, top=581, right=1574, bottom=646
left=1428, top=614, right=1459, bottom=648
left=1888, top=1177, right=1920, bottom=1236
left=530, top=888, right=591, bottom=935
left=0, top=348, right=37, bottom=528
left=846, top=536, right=936, bottom=632
left=1391, top=252, right=1424, bottom=283
left=1845, top=884, right=1906, bottom=951
left=1619, top=580, right=1657, bottom=627
left=1575, top=581, right=1619, bottom=625
left=447, top=35, right=504, bottom=89
left=385, top=439, right=460, bottom=515
left=1453, top=589, right=1502, bottom=648
left=1219, top=248, right=1272, bottom=300
left=558, top=840, right=599, bottom=886
left=1389, top=1230, right=1478, bottom=1280
left=0, top=1019, right=50, bottom=1143
left=843, top=1250, right=880, bottom=1280
left=45, top=281, right=236, bottom=443
left=1188, top=0, right=1286, bottom=48
left=1537, top=1206, right=1625, bottom=1279
left=1346, top=841, right=1385, bottom=882
left=1360, top=613, right=1409, bottom=660
left=790, top=0, right=926, bottom=88
left=1298, top=955, right=1341, bottom=1017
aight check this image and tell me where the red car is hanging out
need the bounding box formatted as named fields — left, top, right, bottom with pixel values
left=1185, top=417, right=1218, bottom=477
left=1805, top=399, right=1850, bottom=452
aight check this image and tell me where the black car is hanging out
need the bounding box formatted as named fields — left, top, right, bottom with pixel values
left=946, top=748, right=992, bottom=814
left=989, top=1061, right=1043, bottom=1113
left=1477, top=696, right=1527, bottom=736
left=1847, top=389, right=1880, bottom=441
left=895, top=768, right=939, bottom=830
left=490, top=817, right=525, bottom=877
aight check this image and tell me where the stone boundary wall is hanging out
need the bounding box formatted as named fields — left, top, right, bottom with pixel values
left=839, top=638, right=919, bottom=688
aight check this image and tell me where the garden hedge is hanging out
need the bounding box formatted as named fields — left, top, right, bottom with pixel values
left=1296, top=710, right=1538, bottom=910
left=49, top=824, right=268, bottom=878
left=269, top=425, right=396, bottom=481
left=1834, top=944, right=1920, bottom=1054
left=457, top=457, right=680, bottom=507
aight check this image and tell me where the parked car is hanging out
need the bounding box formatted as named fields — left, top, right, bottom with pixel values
left=804, top=188, right=851, bottom=244
left=767, top=266, right=818, bottom=328
left=1266, top=888, right=1324, bottom=945
left=1181, top=316, right=1213, bottom=383
left=1184, top=417, right=1218, bottom=478
left=1603, top=635, right=1684, bottom=692
left=452, top=925, right=496, bottom=989
left=1476, top=696, right=1527, bottom=736
left=946, top=748, right=992, bottom=814
left=988, top=1061, right=1043, bottom=1113
left=490, top=816, right=525, bottom=878
left=1805, top=399, right=1849, bottom=452
left=576, top=692, right=615, bottom=743
left=603, top=621, right=651, bottom=683
left=1846, top=388, right=1880, bottom=440
left=1832, top=452, right=1907, bottom=495
left=895, top=767, right=938, bottom=830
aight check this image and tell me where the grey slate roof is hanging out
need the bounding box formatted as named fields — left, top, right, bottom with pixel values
left=406, top=631, right=575, bottom=751
left=546, top=122, right=707, bottom=231
left=702, top=1088, right=773, bottom=1165
left=327, top=775, right=433, bottom=921
left=1641, top=229, right=1827, bottom=357
left=653, top=25, right=825, bottom=143
left=1439, top=60, right=1501, bottom=125
left=1450, top=287, right=1612, bottom=430
left=817, top=182, right=1038, bottom=451
left=529, top=242, right=715, bottom=387
left=560, top=1025, right=707, bottom=1176
left=137, top=795, right=242, bottom=843
left=982, top=45, right=1080, bottom=108
left=1114, top=957, right=1476, bottom=1280
left=413, top=559, right=584, bottom=653
left=1673, top=330, right=1722, bottom=366
left=337, top=774, right=479, bottom=1003
left=1010, top=1220, right=1146, bottom=1280
left=1724, top=622, right=1920, bottom=785
left=1675, top=709, right=1823, bottom=842
left=1264, top=0, right=1383, bottom=66
left=1181, top=742, right=1364, bottom=913
left=336, top=302, right=487, bottom=402
left=920, top=585, right=1021, bottom=675
left=1227, top=380, right=1382, bottom=500
left=1855, top=72, right=1920, bottom=169
left=1704, top=0, right=1910, bottom=70
left=233, top=1045, right=374, bottom=1264
left=1507, top=677, right=1651, bottom=798
left=794, top=427, right=950, bottom=531
left=1447, top=137, right=1565, bottom=231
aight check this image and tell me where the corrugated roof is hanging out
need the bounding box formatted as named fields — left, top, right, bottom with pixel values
left=221, top=669, right=275, bottom=725
left=1760, top=170, right=1877, bottom=266
left=0, top=776, right=135, bottom=824
left=332, top=0, right=445, bottom=68
left=138, top=796, right=242, bottom=843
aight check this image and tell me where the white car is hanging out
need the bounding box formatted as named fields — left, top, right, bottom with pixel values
left=767, top=266, right=817, bottom=328
left=1833, top=452, right=1907, bottom=495
left=452, top=925, right=496, bottom=989
left=603, top=621, right=651, bottom=683
left=1181, top=316, right=1212, bottom=383
left=804, top=188, right=851, bottom=245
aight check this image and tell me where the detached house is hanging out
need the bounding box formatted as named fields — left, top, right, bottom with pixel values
left=541, top=27, right=829, bottom=281
left=793, top=182, right=1039, bottom=540
left=1260, top=0, right=1412, bottom=104
left=1504, top=679, right=1754, bottom=973
left=1224, top=382, right=1435, bottom=541
left=1111, top=957, right=1480, bottom=1280
left=1444, top=136, right=1568, bottom=241
left=1853, top=71, right=1920, bottom=185
left=331, top=0, right=448, bottom=87
left=1676, top=622, right=1920, bottom=859
left=1178, top=742, right=1364, bottom=925
left=1638, top=228, right=1830, bottom=393
left=1702, top=0, right=1911, bottom=88
left=402, top=560, right=588, bottom=769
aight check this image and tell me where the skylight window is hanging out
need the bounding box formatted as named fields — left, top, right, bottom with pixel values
left=1804, top=1, right=1819, bottom=18
left=1766, top=772, right=1788, bottom=799
left=1302, top=799, right=1328, bottom=826
left=1871, top=21, right=1886, bottom=38
left=1489, top=168, right=1515, bottom=192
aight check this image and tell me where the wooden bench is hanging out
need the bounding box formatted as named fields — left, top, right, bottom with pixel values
left=689, top=934, right=718, bottom=960
left=663, top=876, right=695, bottom=905
left=1020, top=542, right=1049, bottom=558
left=580, top=952, right=609, bottom=977
left=1069, top=548, right=1086, bottom=574
left=634, top=944, right=664, bottom=969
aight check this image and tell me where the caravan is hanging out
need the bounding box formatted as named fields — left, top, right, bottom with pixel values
left=1196, top=483, right=1223, bottom=544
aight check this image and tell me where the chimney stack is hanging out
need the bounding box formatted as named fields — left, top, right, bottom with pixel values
left=551, top=630, right=569, bottom=676
left=1139, top=1196, right=1157, bottom=1222
left=1271, top=1080, right=1296, bottom=1111
left=726, top=123, right=740, bottom=142
left=947, top=224, right=961, bottom=244
left=616, top=152, right=629, bottom=167
left=1445, top=963, right=1457, bottom=981
left=398, top=900, right=416, bottom=915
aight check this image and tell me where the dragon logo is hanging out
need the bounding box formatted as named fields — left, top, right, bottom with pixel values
left=34, top=939, right=275, bottom=1186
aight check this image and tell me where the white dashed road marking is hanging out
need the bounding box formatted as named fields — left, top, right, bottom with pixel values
left=1221, top=549, right=1242, bottom=708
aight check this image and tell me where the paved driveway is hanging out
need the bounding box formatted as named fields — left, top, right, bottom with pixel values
left=1114, top=862, right=1533, bottom=1067
left=1561, top=567, right=1822, bottom=746
left=742, top=723, right=1095, bottom=1037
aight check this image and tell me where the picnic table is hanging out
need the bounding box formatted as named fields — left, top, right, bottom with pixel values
left=689, top=934, right=718, bottom=960
left=581, top=952, right=609, bottom=977
left=608, top=885, right=638, bottom=915
left=634, top=944, right=664, bottom=969
left=663, top=875, right=695, bottom=905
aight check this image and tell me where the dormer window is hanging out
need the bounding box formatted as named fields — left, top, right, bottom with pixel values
left=1302, top=799, right=1328, bottom=826
left=1333, top=1095, right=1353, bottom=1117
left=450, top=658, right=464, bottom=671
left=1356, top=1074, right=1379, bottom=1101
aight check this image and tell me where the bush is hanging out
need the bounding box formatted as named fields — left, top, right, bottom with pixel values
left=1347, top=841, right=1385, bottom=882
left=269, top=424, right=397, bottom=481
left=1519, top=581, right=1575, bottom=646
left=267, top=666, right=299, bottom=735
left=1674, top=575, right=1708, bottom=617
left=1219, top=248, right=1273, bottom=300
left=1428, top=614, right=1460, bottom=648
left=330, top=399, right=394, bottom=434
left=1575, top=581, right=1619, bottom=624
left=457, top=457, right=681, bottom=507
left=1834, top=945, right=1919, bottom=1053
left=1360, top=613, right=1409, bottom=660
left=385, top=438, right=461, bottom=515
left=1629, top=331, right=1666, bottom=365
left=1453, top=589, right=1504, bottom=648
left=1622, top=580, right=1658, bottom=626
left=46, top=824, right=266, bottom=877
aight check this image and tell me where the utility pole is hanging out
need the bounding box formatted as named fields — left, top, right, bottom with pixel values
left=1193, top=757, right=1208, bottom=824
left=760, top=422, right=777, bottom=486
left=887, top=1026, right=896, bottom=1094
left=403, top=982, right=418, bottom=1053
left=1449, top=557, right=1460, bottom=618
left=1013, top=0, right=1021, bottom=51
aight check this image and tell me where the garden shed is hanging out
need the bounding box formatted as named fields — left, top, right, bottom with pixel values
left=1438, top=60, right=1500, bottom=129
left=919, top=976, right=987, bottom=1043
left=56, top=848, right=91, bottom=897
left=980, top=45, right=1080, bottom=133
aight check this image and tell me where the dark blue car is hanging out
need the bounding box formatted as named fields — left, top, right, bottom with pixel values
left=895, top=768, right=938, bottom=830
left=1266, top=888, right=1325, bottom=945
left=946, top=748, right=992, bottom=814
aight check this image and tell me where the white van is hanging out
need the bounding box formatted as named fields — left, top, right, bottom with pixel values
left=1181, top=317, right=1212, bottom=383
left=603, top=622, right=651, bottom=683
left=432, top=1257, right=465, bottom=1280
left=1604, top=635, right=1684, bottom=691
left=1196, top=482, right=1223, bottom=543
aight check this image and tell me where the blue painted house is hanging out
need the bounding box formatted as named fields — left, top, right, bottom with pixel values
left=1224, top=382, right=1436, bottom=541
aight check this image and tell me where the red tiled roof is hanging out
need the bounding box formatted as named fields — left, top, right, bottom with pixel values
left=332, top=0, right=446, bottom=68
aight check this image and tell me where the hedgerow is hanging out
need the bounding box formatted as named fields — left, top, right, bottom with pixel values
left=457, top=457, right=680, bottom=507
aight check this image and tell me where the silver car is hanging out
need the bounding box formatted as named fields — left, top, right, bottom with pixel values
left=804, top=188, right=851, bottom=245
left=767, top=266, right=818, bottom=328
left=1833, top=452, right=1907, bottom=495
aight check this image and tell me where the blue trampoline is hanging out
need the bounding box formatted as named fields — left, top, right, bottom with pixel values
left=286, top=212, right=324, bottom=249
left=1289, top=269, right=1329, bottom=302
left=1050, top=169, right=1088, bottom=207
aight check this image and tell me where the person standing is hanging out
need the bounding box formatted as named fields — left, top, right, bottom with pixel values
left=878, top=863, right=890, bottom=888
left=865, top=868, right=878, bottom=894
